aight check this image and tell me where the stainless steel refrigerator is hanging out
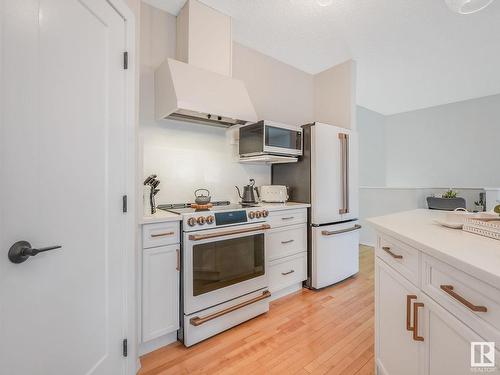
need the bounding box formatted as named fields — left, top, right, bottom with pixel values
left=272, top=122, right=361, bottom=289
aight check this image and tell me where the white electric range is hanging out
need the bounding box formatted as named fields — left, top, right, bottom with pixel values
left=158, top=202, right=272, bottom=347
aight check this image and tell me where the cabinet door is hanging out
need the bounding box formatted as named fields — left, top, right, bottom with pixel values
left=376, top=258, right=422, bottom=375
left=142, top=245, right=180, bottom=342
left=420, top=294, right=500, bottom=375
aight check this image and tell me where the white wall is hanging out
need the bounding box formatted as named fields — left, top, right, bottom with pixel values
left=139, top=3, right=315, bottom=205
left=314, top=60, right=357, bottom=129
left=140, top=71, right=269, bottom=203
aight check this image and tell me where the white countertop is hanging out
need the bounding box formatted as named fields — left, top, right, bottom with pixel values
left=141, top=210, right=182, bottom=224
left=141, top=201, right=310, bottom=225
left=257, top=201, right=310, bottom=211
left=368, top=209, right=500, bottom=287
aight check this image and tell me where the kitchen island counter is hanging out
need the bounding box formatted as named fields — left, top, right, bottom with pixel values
left=368, top=209, right=500, bottom=287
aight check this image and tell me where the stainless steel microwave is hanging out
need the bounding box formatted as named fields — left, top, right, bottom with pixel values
left=238, top=121, right=303, bottom=157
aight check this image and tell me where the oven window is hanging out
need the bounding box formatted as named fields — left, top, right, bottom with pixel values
left=192, top=234, right=265, bottom=296
left=265, top=126, right=301, bottom=150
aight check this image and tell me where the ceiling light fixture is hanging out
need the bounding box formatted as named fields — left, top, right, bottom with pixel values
left=444, top=0, right=495, bottom=14
left=317, top=0, right=333, bottom=6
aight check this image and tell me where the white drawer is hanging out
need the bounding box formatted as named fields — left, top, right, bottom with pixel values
left=142, top=221, right=180, bottom=249
left=376, top=234, right=419, bottom=286
left=266, top=223, right=307, bottom=261
left=422, top=254, right=500, bottom=339
left=267, top=208, right=307, bottom=228
left=268, top=252, right=307, bottom=293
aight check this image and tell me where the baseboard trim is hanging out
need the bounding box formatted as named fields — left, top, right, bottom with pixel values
left=139, top=332, right=178, bottom=356
left=270, top=282, right=304, bottom=302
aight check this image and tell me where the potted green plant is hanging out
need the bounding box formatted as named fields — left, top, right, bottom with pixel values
left=426, top=189, right=466, bottom=211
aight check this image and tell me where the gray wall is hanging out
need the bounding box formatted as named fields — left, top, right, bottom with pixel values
left=357, top=95, right=500, bottom=245
left=385, top=94, right=500, bottom=188
left=357, top=106, right=386, bottom=186
left=357, top=94, right=500, bottom=189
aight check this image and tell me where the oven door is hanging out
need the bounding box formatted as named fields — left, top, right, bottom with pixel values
left=183, top=224, right=269, bottom=315
left=263, top=122, right=302, bottom=156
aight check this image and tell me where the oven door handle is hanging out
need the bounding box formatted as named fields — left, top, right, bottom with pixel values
left=190, top=290, right=272, bottom=326
left=188, top=224, right=271, bottom=241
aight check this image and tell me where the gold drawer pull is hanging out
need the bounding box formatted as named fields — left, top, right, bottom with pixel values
left=440, top=285, right=487, bottom=312
left=151, top=231, right=175, bottom=238
left=190, top=290, right=271, bottom=326
left=281, top=270, right=295, bottom=275
left=406, top=295, right=417, bottom=331
left=413, top=302, right=424, bottom=341
left=189, top=224, right=270, bottom=241
left=382, top=246, right=403, bottom=259
left=281, top=239, right=294, bottom=244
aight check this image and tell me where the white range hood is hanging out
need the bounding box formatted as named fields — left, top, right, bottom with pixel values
left=155, top=58, right=257, bottom=127
left=155, top=0, right=258, bottom=127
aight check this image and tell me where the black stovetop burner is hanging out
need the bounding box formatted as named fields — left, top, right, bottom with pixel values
left=157, top=201, right=260, bottom=214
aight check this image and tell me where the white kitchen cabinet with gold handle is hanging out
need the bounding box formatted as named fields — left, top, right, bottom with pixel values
left=370, top=210, right=500, bottom=375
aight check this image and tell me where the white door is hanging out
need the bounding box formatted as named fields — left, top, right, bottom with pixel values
left=311, top=123, right=358, bottom=224
left=311, top=221, right=360, bottom=289
left=0, top=1, right=133, bottom=374
left=420, top=294, right=500, bottom=375
left=375, top=259, right=422, bottom=375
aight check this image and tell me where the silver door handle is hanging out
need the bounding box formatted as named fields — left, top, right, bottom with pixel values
left=321, top=224, right=361, bottom=236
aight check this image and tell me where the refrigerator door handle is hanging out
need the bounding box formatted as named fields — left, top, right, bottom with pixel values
left=321, top=224, right=361, bottom=236
left=338, top=133, right=350, bottom=215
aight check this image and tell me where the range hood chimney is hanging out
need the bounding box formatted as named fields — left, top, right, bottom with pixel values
left=155, top=0, right=258, bottom=127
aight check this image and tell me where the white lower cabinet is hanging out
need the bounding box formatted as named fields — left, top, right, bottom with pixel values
left=376, top=234, right=500, bottom=375
left=420, top=293, right=500, bottom=375
left=376, top=258, right=421, bottom=375
left=266, top=209, right=308, bottom=297
left=142, top=244, right=180, bottom=342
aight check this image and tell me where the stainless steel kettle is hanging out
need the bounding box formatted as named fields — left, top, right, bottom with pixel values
left=235, top=179, right=258, bottom=204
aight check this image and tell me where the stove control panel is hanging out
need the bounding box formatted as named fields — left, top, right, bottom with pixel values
left=248, top=210, right=269, bottom=219
left=184, top=209, right=268, bottom=230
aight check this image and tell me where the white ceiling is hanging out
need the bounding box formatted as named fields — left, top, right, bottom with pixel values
left=143, top=0, right=500, bottom=115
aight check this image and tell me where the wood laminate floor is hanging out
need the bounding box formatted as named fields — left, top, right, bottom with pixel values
left=139, top=245, right=375, bottom=375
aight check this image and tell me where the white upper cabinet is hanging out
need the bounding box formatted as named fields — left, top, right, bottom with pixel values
left=176, top=0, right=232, bottom=77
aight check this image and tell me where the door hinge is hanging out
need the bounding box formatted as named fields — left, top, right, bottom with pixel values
left=122, top=195, right=128, bottom=213
left=123, top=51, right=128, bottom=70
left=122, top=338, right=128, bottom=357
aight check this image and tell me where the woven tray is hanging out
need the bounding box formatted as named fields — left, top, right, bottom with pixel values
left=463, top=217, right=500, bottom=241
